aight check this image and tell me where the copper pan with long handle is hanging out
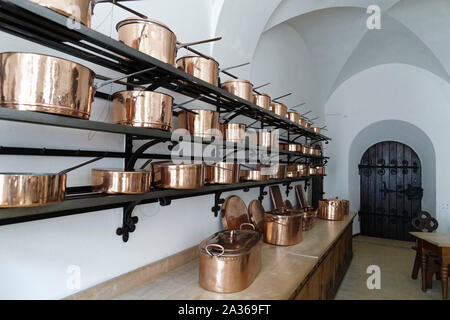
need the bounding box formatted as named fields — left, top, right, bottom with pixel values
left=0, top=157, right=103, bottom=208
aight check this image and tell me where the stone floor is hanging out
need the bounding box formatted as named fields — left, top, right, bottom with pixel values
left=335, top=236, right=443, bottom=300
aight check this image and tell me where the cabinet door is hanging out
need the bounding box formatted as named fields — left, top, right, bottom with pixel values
left=295, top=267, right=322, bottom=300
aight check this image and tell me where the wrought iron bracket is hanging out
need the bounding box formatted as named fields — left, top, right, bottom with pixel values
left=258, top=186, right=268, bottom=202
left=212, top=191, right=225, bottom=217
left=282, top=182, right=293, bottom=197
left=117, top=201, right=141, bottom=243
left=304, top=180, right=310, bottom=192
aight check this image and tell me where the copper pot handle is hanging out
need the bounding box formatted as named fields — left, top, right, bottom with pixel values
left=240, top=223, right=255, bottom=231
left=205, top=244, right=225, bottom=257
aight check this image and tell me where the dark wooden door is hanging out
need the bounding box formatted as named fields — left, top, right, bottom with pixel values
left=359, top=141, right=422, bottom=241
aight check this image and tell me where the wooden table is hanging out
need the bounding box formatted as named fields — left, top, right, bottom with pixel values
left=410, top=232, right=450, bottom=300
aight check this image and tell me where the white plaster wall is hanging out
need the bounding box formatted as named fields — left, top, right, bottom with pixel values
left=325, top=64, right=450, bottom=234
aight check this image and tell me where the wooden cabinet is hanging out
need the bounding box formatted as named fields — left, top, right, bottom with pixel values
left=295, top=224, right=353, bottom=300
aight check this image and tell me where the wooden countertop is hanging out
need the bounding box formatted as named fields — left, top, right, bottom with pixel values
left=410, top=232, right=450, bottom=247
left=116, top=213, right=356, bottom=300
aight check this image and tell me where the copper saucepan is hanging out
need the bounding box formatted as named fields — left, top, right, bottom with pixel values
left=0, top=157, right=102, bottom=208
left=113, top=90, right=173, bottom=131
left=152, top=162, right=205, bottom=189
left=177, top=55, right=220, bottom=86
left=259, top=165, right=286, bottom=180
left=264, top=208, right=303, bottom=246
left=240, top=169, right=269, bottom=182
left=220, top=123, right=246, bottom=143
left=177, top=109, right=220, bottom=138
left=287, top=111, right=300, bottom=123
left=30, top=0, right=93, bottom=27
left=92, top=169, right=152, bottom=194
left=252, top=93, right=271, bottom=110
left=280, top=144, right=302, bottom=153
left=205, top=162, right=240, bottom=185
left=221, top=79, right=253, bottom=101
left=270, top=102, right=287, bottom=118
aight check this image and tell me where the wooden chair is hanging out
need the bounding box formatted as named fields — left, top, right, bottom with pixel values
left=411, top=211, right=440, bottom=289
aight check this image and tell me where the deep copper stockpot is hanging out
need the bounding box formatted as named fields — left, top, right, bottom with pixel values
left=252, top=93, right=271, bottom=110
left=117, top=17, right=177, bottom=66
left=265, top=208, right=303, bottom=246
left=91, top=169, right=152, bottom=194
left=0, top=52, right=94, bottom=119
left=152, top=162, right=205, bottom=189
left=178, top=109, right=220, bottom=138
left=221, top=79, right=253, bottom=101
left=220, top=123, right=246, bottom=143
left=176, top=54, right=219, bottom=86
left=113, top=91, right=173, bottom=131
left=317, top=199, right=344, bottom=221
left=270, top=102, right=287, bottom=118
left=205, top=162, right=240, bottom=185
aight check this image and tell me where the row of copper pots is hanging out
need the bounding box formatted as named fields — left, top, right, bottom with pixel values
left=279, top=144, right=322, bottom=156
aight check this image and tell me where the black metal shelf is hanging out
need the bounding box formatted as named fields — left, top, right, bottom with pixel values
left=0, top=177, right=314, bottom=227
left=0, top=0, right=330, bottom=143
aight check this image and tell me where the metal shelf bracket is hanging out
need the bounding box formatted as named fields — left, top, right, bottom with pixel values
left=212, top=191, right=224, bottom=217
left=282, top=182, right=293, bottom=197
left=258, top=186, right=268, bottom=202
left=116, top=201, right=140, bottom=243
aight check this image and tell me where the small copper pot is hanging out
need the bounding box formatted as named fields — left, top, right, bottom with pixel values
left=257, top=130, right=275, bottom=148
left=305, top=122, right=312, bottom=129
left=92, top=169, right=152, bottom=194
left=316, top=166, right=326, bottom=175
left=341, top=200, right=350, bottom=215
left=152, top=162, right=205, bottom=189
left=302, top=145, right=311, bottom=155
left=309, top=167, right=318, bottom=176
left=258, top=165, right=286, bottom=180
left=0, top=52, right=94, bottom=119
left=30, top=0, right=93, bottom=27
left=302, top=211, right=315, bottom=231
left=178, top=109, right=220, bottom=139
left=176, top=54, right=219, bottom=86
left=265, top=208, right=303, bottom=246
left=199, top=230, right=262, bottom=293
left=220, top=123, right=246, bottom=143
left=287, top=111, right=300, bottom=123
left=205, top=163, right=240, bottom=185
left=280, top=144, right=301, bottom=152
left=113, top=91, right=173, bottom=131
left=221, top=79, right=253, bottom=101
left=299, top=118, right=308, bottom=127
left=117, top=17, right=177, bottom=66
left=317, top=199, right=344, bottom=221
left=286, top=165, right=300, bottom=178
left=252, top=93, right=271, bottom=110
left=270, top=102, right=287, bottom=118
left=297, top=164, right=310, bottom=177
left=240, top=169, right=269, bottom=182
left=312, top=127, right=322, bottom=134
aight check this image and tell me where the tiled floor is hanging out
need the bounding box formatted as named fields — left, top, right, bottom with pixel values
left=335, top=236, right=443, bottom=300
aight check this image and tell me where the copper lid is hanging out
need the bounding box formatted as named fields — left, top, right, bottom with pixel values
left=221, top=195, right=250, bottom=230
left=269, top=185, right=284, bottom=210
left=200, top=230, right=261, bottom=257
left=248, top=200, right=265, bottom=233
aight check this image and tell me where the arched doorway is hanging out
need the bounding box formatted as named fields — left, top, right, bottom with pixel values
left=359, top=141, right=423, bottom=241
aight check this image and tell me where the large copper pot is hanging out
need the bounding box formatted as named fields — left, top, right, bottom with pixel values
left=252, top=93, right=271, bottom=110
left=0, top=52, right=94, bottom=119
left=178, top=109, right=220, bottom=138
left=152, top=162, right=205, bottom=189
left=113, top=91, right=173, bottom=131
left=287, top=111, right=300, bottom=123
left=220, top=123, right=246, bottom=143
left=205, top=163, right=240, bottom=185
left=221, top=79, right=253, bottom=101
left=270, top=102, right=287, bottom=118
left=30, top=0, right=92, bottom=27
left=176, top=54, right=219, bottom=86
left=317, top=199, right=344, bottom=221
left=199, top=229, right=262, bottom=293
left=91, top=169, right=152, bottom=194
left=264, top=208, right=303, bottom=246
left=117, top=17, right=177, bottom=66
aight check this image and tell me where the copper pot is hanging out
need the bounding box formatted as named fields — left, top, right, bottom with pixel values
left=30, top=0, right=92, bottom=27
left=178, top=109, right=220, bottom=138
left=280, top=144, right=301, bottom=153
left=240, top=169, right=269, bottom=182
left=220, top=123, right=246, bottom=143
left=287, top=111, right=300, bottom=123
left=199, top=229, right=262, bottom=293
left=113, top=91, right=173, bottom=131
left=317, top=199, right=344, bottom=221
left=176, top=54, right=219, bottom=86
left=341, top=199, right=350, bottom=215
left=305, top=122, right=312, bottom=129
left=316, top=166, right=326, bottom=175
left=246, top=129, right=259, bottom=147
left=117, top=17, right=177, bottom=66
left=312, top=127, right=321, bottom=134
left=286, top=165, right=300, bottom=178
left=257, top=130, right=275, bottom=148
left=265, top=208, right=303, bottom=246
left=91, top=169, right=152, bottom=194
left=302, top=145, right=311, bottom=155
left=258, top=165, right=286, bottom=180
left=152, top=162, right=205, bottom=189
left=221, top=79, right=253, bottom=101
left=0, top=52, right=94, bottom=119
left=205, top=163, right=240, bottom=185
left=297, top=164, right=310, bottom=177
left=302, top=211, right=314, bottom=231
left=252, top=93, right=271, bottom=110
left=270, top=102, right=287, bottom=118
left=309, top=167, right=318, bottom=176
left=299, top=118, right=308, bottom=127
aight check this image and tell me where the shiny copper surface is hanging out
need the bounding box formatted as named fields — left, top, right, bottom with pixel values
left=317, top=199, right=344, bottom=221
left=240, top=169, right=269, bottom=182
left=248, top=200, right=265, bottom=233
left=299, top=118, right=308, bottom=127
left=312, top=127, right=321, bottom=134
left=221, top=195, right=250, bottom=230
left=259, top=165, right=286, bottom=180
left=316, top=166, right=326, bottom=175
left=309, top=167, right=318, bottom=176
left=305, top=122, right=312, bottom=129
left=341, top=199, right=350, bottom=215
left=113, top=91, right=173, bottom=131
left=246, top=129, right=258, bottom=147
left=302, top=145, right=311, bottom=155
left=221, top=79, right=253, bottom=101
left=220, top=123, right=246, bottom=143
left=205, top=163, right=240, bottom=185
left=91, top=169, right=151, bottom=194
left=176, top=54, right=219, bottom=86
left=117, top=17, right=177, bottom=66
left=287, top=111, right=300, bottom=123
left=0, top=52, right=94, bottom=119
left=256, top=130, right=275, bottom=148
left=0, top=173, right=66, bottom=208
left=264, top=209, right=303, bottom=246
left=199, top=230, right=262, bottom=293
left=178, top=109, right=219, bottom=138
left=30, top=0, right=92, bottom=27
left=286, top=165, right=300, bottom=178
left=302, top=211, right=314, bottom=231
left=280, top=144, right=301, bottom=152
left=252, top=93, right=271, bottom=110
left=152, top=162, right=205, bottom=189
left=295, top=185, right=308, bottom=210
left=270, top=102, right=287, bottom=118
left=296, top=164, right=310, bottom=177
